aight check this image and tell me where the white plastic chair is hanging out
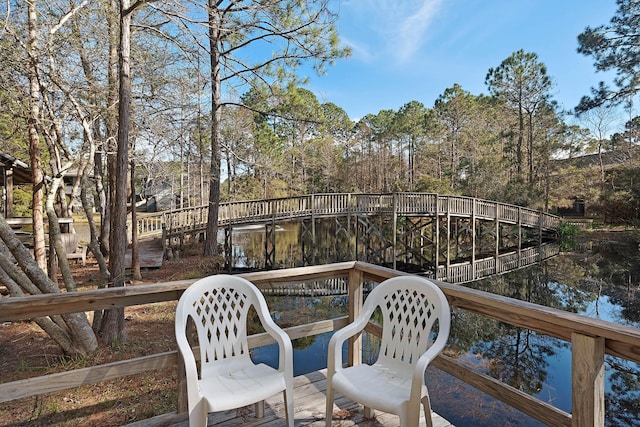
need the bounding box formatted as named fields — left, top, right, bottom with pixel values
left=325, top=275, right=451, bottom=427
left=175, top=274, right=294, bottom=427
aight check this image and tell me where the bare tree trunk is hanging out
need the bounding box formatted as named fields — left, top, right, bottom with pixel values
left=131, top=159, right=141, bottom=280
left=81, top=173, right=109, bottom=278
left=102, top=0, right=120, bottom=256
left=517, top=101, right=524, bottom=178
left=99, top=0, right=132, bottom=345
left=0, top=262, right=78, bottom=352
left=27, top=0, right=47, bottom=273
left=46, top=174, right=77, bottom=292
left=0, top=214, right=97, bottom=355
left=528, top=112, right=534, bottom=185
left=204, top=3, right=221, bottom=257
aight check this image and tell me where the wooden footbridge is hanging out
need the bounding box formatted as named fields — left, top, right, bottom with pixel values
left=135, top=193, right=560, bottom=283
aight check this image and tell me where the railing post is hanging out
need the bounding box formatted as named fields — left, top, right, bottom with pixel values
left=392, top=193, right=397, bottom=271
left=572, top=332, right=605, bottom=427
left=347, top=267, right=364, bottom=367
left=176, top=351, right=188, bottom=413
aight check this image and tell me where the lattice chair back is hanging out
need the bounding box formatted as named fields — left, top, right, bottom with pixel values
left=175, top=275, right=294, bottom=427
left=178, top=276, right=256, bottom=375
left=372, top=276, right=449, bottom=374
left=325, top=275, right=450, bottom=427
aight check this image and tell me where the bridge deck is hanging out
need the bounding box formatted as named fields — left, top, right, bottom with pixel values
left=150, top=193, right=560, bottom=241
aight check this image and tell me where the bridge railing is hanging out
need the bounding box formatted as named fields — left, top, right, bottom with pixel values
left=394, top=192, right=437, bottom=214
left=435, top=243, right=559, bottom=283
left=135, top=213, right=165, bottom=236
left=475, top=199, right=498, bottom=219
left=147, top=193, right=560, bottom=241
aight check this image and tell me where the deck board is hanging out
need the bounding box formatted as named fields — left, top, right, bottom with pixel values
left=124, top=369, right=454, bottom=427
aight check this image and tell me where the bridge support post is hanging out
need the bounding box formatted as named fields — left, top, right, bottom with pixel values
left=265, top=221, right=275, bottom=269
left=224, top=224, right=232, bottom=273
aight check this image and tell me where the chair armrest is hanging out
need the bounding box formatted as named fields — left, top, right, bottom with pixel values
left=327, top=312, right=372, bottom=374
left=410, top=326, right=450, bottom=401
left=253, top=296, right=293, bottom=376
left=175, top=322, right=201, bottom=406
left=263, top=315, right=293, bottom=374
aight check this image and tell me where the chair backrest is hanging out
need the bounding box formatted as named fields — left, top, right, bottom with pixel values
left=365, top=276, right=450, bottom=371
left=60, top=233, right=79, bottom=254
left=176, top=275, right=262, bottom=374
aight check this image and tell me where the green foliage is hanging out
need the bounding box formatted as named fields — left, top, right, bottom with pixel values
left=557, top=222, right=581, bottom=250
left=489, top=179, right=541, bottom=208
left=576, top=0, right=640, bottom=111
left=12, top=188, right=33, bottom=217
left=415, top=176, right=456, bottom=195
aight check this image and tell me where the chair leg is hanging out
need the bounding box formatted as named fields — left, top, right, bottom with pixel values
left=363, top=406, right=375, bottom=418
left=401, top=400, right=421, bottom=427
left=254, top=400, right=265, bottom=418
left=189, top=400, right=208, bottom=427
left=401, top=412, right=421, bottom=427
left=325, top=383, right=334, bottom=427
left=422, top=395, right=433, bottom=427
left=284, top=388, right=294, bottom=427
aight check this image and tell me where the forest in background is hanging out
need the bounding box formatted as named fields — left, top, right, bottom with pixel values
left=2, top=2, right=639, bottom=226
left=2, top=0, right=640, bottom=351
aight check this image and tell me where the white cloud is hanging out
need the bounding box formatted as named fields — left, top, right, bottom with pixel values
left=395, top=1, right=442, bottom=62
left=340, top=0, right=443, bottom=64
left=340, top=35, right=374, bottom=63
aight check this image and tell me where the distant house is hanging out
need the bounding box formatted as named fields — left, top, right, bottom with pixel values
left=551, top=147, right=639, bottom=218
left=143, top=179, right=175, bottom=212
left=0, top=152, right=32, bottom=218
left=61, top=169, right=95, bottom=213
left=556, top=198, right=586, bottom=217
left=554, top=146, right=639, bottom=170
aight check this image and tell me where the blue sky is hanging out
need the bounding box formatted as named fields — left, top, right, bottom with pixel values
left=306, top=0, right=619, bottom=121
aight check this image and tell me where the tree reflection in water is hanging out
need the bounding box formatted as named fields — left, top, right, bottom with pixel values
left=235, top=224, right=640, bottom=426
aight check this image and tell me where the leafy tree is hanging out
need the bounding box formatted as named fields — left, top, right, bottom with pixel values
left=576, top=0, right=640, bottom=112
left=319, top=102, right=354, bottom=191
left=434, top=85, right=477, bottom=191
left=359, top=110, right=397, bottom=192
left=220, top=105, right=256, bottom=200
left=579, top=105, right=618, bottom=182
left=486, top=50, right=553, bottom=184
left=395, top=101, right=430, bottom=191
left=275, top=87, right=324, bottom=194
left=198, top=0, right=350, bottom=257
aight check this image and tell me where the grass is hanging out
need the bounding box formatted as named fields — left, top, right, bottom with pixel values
left=0, top=246, right=206, bottom=427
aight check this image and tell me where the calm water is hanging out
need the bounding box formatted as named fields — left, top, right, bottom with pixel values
left=232, top=225, right=640, bottom=426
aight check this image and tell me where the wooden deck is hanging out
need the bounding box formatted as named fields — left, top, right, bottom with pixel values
left=124, top=369, right=454, bottom=427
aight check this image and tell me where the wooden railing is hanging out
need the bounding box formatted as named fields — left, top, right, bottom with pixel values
left=434, top=243, right=559, bottom=283
left=0, top=261, right=625, bottom=426
left=135, top=193, right=560, bottom=240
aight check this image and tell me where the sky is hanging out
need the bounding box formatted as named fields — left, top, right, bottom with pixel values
left=305, top=0, right=620, bottom=121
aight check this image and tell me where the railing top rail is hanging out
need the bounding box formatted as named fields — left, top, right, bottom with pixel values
left=354, top=262, right=640, bottom=361
left=1, top=262, right=635, bottom=363
left=160, top=193, right=559, bottom=219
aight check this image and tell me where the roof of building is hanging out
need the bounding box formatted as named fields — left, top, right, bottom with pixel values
left=0, top=152, right=32, bottom=186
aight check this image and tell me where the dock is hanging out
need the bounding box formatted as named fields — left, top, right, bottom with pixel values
left=125, top=369, right=454, bottom=427
left=125, top=237, right=165, bottom=268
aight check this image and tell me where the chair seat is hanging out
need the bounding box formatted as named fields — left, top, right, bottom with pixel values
left=200, top=362, right=287, bottom=412
left=332, top=363, right=426, bottom=415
